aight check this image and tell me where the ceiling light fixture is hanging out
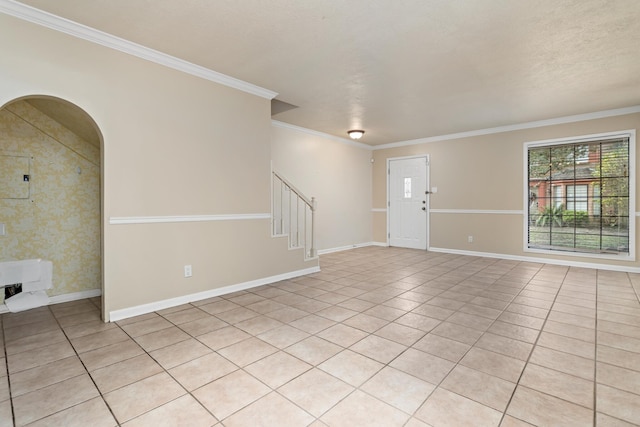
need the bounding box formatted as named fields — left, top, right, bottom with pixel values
left=348, top=130, right=365, bottom=140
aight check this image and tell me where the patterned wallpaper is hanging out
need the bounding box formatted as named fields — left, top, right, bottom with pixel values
left=0, top=100, right=101, bottom=303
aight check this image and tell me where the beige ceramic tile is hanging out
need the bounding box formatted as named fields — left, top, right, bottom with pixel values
left=104, top=372, right=185, bottom=424
left=161, top=307, right=210, bottom=325
left=215, top=307, right=261, bottom=324
left=178, top=315, right=228, bottom=337
left=12, top=374, right=100, bottom=426
left=169, top=352, right=237, bottom=391
left=134, top=326, right=191, bottom=352
left=500, top=415, right=536, bottom=426
left=149, top=337, right=212, bottom=369
left=265, top=306, right=309, bottom=323
left=507, top=385, right=593, bottom=427
left=192, top=369, right=270, bottom=420
left=317, top=323, right=368, bottom=347
left=321, top=390, right=410, bottom=427
left=536, top=331, right=595, bottom=359
left=529, top=345, right=594, bottom=380
left=342, top=313, right=389, bottom=333
left=79, top=339, right=144, bottom=371
left=597, top=344, right=640, bottom=372
left=374, top=322, right=426, bottom=346
left=597, top=362, right=640, bottom=395
left=235, top=315, right=284, bottom=336
left=459, top=347, right=525, bottom=383
left=519, top=363, right=594, bottom=409
left=350, top=334, right=407, bottom=364
left=245, top=351, right=311, bottom=388
left=289, top=314, right=336, bottom=334
left=319, top=349, right=384, bottom=387
left=217, top=337, right=277, bottom=367
left=395, top=312, right=441, bottom=332
left=415, top=387, right=502, bottom=427
left=71, top=327, right=130, bottom=353
left=123, top=395, right=217, bottom=427
left=9, top=355, right=85, bottom=397
left=362, top=366, right=436, bottom=414
left=196, top=326, right=251, bottom=351
left=0, top=376, right=7, bottom=402
left=487, top=321, right=539, bottom=344
left=389, top=348, right=455, bottom=384
left=5, top=328, right=67, bottom=355
left=412, top=303, right=455, bottom=320
left=278, top=368, right=354, bottom=417
left=412, top=333, right=471, bottom=363
left=597, top=331, right=640, bottom=353
left=0, top=400, right=10, bottom=427
left=63, top=319, right=117, bottom=339
left=91, top=353, right=163, bottom=394
left=224, top=391, right=315, bottom=427
left=316, top=305, right=359, bottom=322
left=8, top=340, right=76, bottom=374
left=285, top=336, right=342, bottom=365
left=595, top=412, right=639, bottom=427
left=26, top=397, right=117, bottom=427
left=257, top=324, right=310, bottom=349
left=431, top=319, right=486, bottom=345
left=119, top=316, right=173, bottom=338
left=475, top=332, right=533, bottom=361
left=441, top=364, right=516, bottom=412
left=544, top=319, right=595, bottom=343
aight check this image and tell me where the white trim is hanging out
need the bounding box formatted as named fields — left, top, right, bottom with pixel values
left=431, top=209, right=524, bottom=215
left=374, top=106, right=640, bottom=150
left=271, top=120, right=373, bottom=150
left=317, top=242, right=380, bottom=255
left=109, top=213, right=270, bottom=225
left=108, top=266, right=319, bottom=322
left=371, top=208, right=387, bottom=213
left=49, top=289, right=101, bottom=304
left=0, top=0, right=276, bottom=100
left=523, top=129, right=636, bottom=262
left=0, top=288, right=101, bottom=314
left=429, top=247, right=640, bottom=273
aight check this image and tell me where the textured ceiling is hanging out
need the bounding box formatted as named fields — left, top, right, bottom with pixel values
left=12, top=0, right=640, bottom=145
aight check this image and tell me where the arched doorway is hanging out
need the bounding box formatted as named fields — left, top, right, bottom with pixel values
left=0, top=96, right=103, bottom=318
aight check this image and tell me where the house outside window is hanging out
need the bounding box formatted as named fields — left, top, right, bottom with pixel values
left=526, top=131, right=634, bottom=258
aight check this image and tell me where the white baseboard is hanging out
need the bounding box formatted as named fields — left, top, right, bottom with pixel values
left=428, top=247, right=640, bottom=273
left=318, top=241, right=387, bottom=255
left=108, top=266, right=321, bottom=322
left=0, top=288, right=102, bottom=314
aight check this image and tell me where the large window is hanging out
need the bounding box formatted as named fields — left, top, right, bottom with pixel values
left=526, top=131, right=634, bottom=257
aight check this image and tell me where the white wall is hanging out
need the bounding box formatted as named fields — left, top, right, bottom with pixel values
left=271, top=122, right=373, bottom=252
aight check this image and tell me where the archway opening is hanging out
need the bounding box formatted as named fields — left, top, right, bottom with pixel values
left=0, top=95, right=104, bottom=318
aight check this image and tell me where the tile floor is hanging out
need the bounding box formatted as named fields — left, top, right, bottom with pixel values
left=2, top=246, right=640, bottom=426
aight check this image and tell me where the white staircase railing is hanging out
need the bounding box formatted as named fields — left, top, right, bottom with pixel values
left=272, top=171, right=317, bottom=259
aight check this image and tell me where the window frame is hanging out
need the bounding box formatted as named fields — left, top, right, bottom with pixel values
left=523, top=130, right=636, bottom=261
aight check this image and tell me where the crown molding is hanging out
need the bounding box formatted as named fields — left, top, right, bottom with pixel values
left=374, top=105, right=640, bottom=150
left=0, top=0, right=277, bottom=100
left=271, top=120, right=373, bottom=150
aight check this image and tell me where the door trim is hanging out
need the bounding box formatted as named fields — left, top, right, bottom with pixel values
left=386, top=154, right=430, bottom=250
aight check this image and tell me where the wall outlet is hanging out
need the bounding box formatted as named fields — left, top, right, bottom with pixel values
left=184, top=265, right=192, bottom=278
left=468, top=235, right=473, bottom=243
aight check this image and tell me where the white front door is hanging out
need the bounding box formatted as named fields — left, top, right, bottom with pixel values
left=388, top=156, right=428, bottom=249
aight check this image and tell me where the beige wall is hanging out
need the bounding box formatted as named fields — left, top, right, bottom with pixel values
left=0, top=100, right=100, bottom=302
left=271, top=124, right=373, bottom=251
left=373, top=113, right=640, bottom=269
left=0, top=14, right=316, bottom=319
